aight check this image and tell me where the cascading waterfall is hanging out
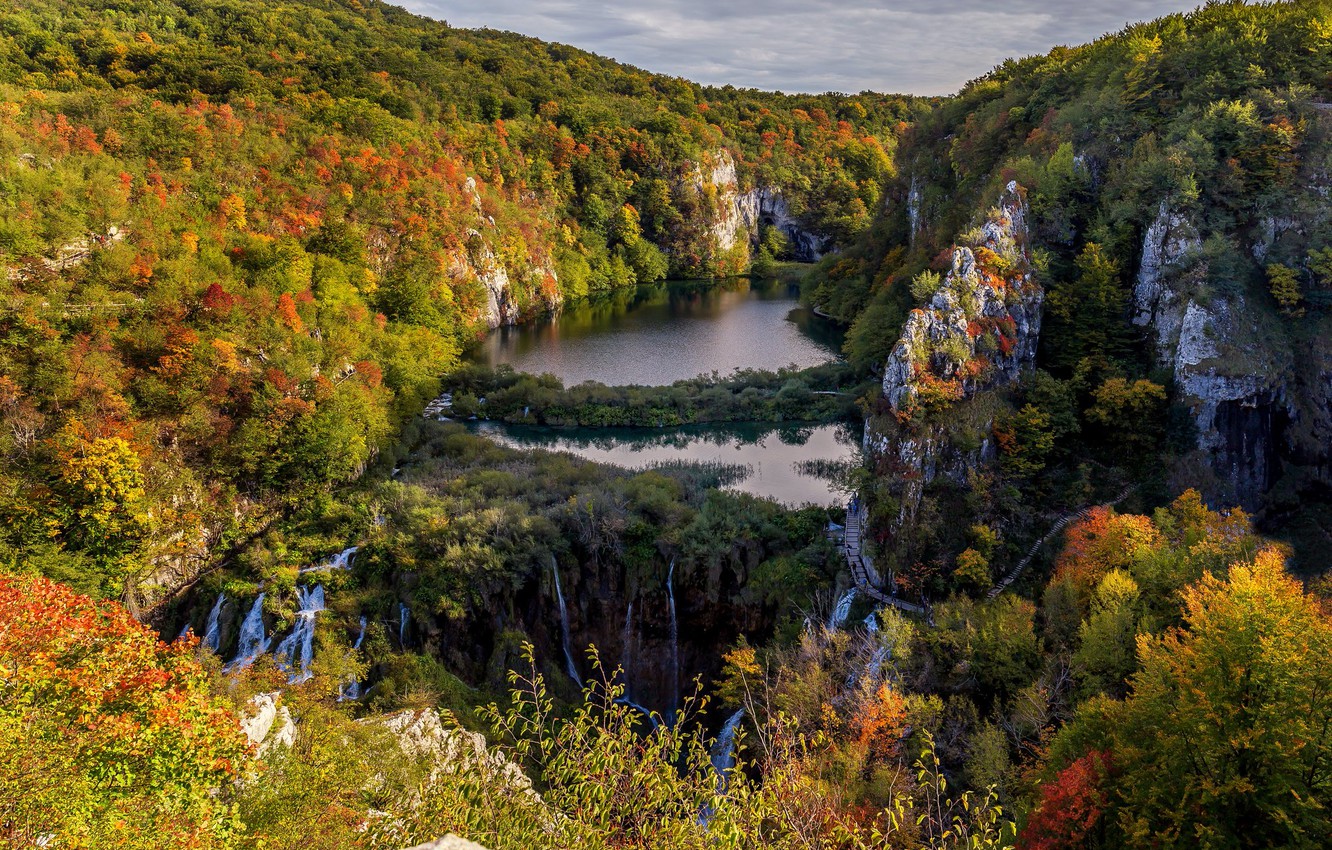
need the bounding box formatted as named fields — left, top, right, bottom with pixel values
left=339, top=616, right=368, bottom=701
left=202, top=592, right=226, bottom=653
left=398, top=602, right=410, bottom=647
left=711, top=709, right=745, bottom=786
left=863, top=610, right=879, bottom=635
left=273, top=585, right=325, bottom=684
left=551, top=557, right=582, bottom=686
left=300, top=545, right=358, bottom=574
left=226, top=594, right=269, bottom=672
left=828, top=588, right=856, bottom=630
left=865, top=645, right=891, bottom=683
left=667, top=557, right=679, bottom=725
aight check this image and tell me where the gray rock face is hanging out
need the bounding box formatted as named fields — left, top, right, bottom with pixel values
left=241, top=692, right=297, bottom=753
left=448, top=182, right=562, bottom=330
left=1132, top=203, right=1297, bottom=509
left=871, top=182, right=1040, bottom=529
left=738, top=185, right=832, bottom=262
left=881, top=182, right=1041, bottom=414
left=689, top=150, right=832, bottom=264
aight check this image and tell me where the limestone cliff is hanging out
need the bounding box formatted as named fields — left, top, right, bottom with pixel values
left=869, top=182, right=1042, bottom=533
left=682, top=150, right=833, bottom=269
left=1132, top=201, right=1305, bottom=511
left=450, top=177, right=563, bottom=330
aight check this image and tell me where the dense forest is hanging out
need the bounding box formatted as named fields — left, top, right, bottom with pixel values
left=0, top=0, right=911, bottom=603
left=5, top=0, right=1332, bottom=849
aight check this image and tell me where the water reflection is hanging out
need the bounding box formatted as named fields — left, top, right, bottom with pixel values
left=472, top=278, right=843, bottom=387
left=470, top=420, right=860, bottom=507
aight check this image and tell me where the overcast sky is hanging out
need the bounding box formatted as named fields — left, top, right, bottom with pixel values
left=398, top=0, right=1206, bottom=96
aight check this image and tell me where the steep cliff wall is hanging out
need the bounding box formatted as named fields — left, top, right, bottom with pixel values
left=1131, top=200, right=1318, bottom=511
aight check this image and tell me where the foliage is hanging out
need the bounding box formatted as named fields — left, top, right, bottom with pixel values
left=0, top=572, right=248, bottom=847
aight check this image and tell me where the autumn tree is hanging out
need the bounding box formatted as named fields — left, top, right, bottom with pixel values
left=0, top=573, right=248, bottom=846
left=1108, top=549, right=1332, bottom=847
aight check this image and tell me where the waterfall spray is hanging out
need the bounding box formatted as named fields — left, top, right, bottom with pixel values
left=551, top=557, right=582, bottom=687
left=828, top=588, right=856, bottom=630
left=621, top=601, right=634, bottom=693
left=273, top=585, right=325, bottom=684
left=339, top=616, right=368, bottom=701
left=300, top=546, right=358, bottom=574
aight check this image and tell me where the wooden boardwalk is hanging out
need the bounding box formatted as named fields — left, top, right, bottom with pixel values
left=842, top=501, right=928, bottom=617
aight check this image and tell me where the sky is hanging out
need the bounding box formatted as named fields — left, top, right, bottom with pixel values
left=398, top=0, right=1206, bottom=96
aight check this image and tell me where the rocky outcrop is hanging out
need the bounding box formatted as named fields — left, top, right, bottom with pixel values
left=450, top=179, right=562, bottom=330
left=241, top=692, right=297, bottom=753
left=406, top=837, right=489, bottom=850
left=382, top=709, right=535, bottom=794
left=870, top=182, right=1041, bottom=530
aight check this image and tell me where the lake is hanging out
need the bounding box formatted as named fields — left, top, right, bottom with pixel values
left=463, top=278, right=858, bottom=506
left=471, top=278, right=843, bottom=386
left=470, top=420, right=860, bottom=507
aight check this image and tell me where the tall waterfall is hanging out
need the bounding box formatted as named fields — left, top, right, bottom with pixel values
left=273, top=585, right=325, bottom=684
left=339, top=616, right=368, bottom=701
left=828, top=588, right=856, bottom=630
left=551, top=557, right=581, bottom=686
left=398, top=602, right=410, bottom=647
left=202, top=592, right=226, bottom=653
left=667, top=557, right=679, bottom=724
left=226, top=594, right=269, bottom=672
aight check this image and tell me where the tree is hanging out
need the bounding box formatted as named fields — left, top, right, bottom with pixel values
left=0, top=573, right=248, bottom=846
left=1109, top=549, right=1332, bottom=848
left=1266, top=262, right=1304, bottom=316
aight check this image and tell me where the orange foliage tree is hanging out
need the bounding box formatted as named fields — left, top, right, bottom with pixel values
left=0, top=573, right=249, bottom=846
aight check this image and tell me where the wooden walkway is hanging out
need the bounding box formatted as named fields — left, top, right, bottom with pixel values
left=843, top=501, right=928, bottom=617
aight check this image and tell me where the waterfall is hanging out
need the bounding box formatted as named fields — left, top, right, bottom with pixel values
left=551, top=558, right=581, bottom=687
left=273, top=585, right=325, bottom=684
left=620, top=602, right=634, bottom=692
left=828, top=588, right=856, bottom=630
left=398, top=602, right=410, bottom=647
left=225, top=594, right=269, bottom=672
left=711, top=709, right=745, bottom=784
left=300, top=545, right=357, bottom=574
left=339, top=616, right=368, bottom=702
left=615, top=697, right=661, bottom=730
left=203, top=592, right=226, bottom=653
left=863, top=610, right=879, bottom=635
left=701, top=708, right=746, bottom=826
left=865, top=645, right=891, bottom=683
left=667, top=557, right=679, bottom=724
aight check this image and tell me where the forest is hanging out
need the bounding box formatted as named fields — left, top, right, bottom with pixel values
left=4, top=0, right=1332, bottom=849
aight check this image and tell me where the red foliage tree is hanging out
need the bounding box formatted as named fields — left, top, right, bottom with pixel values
left=1019, top=750, right=1114, bottom=850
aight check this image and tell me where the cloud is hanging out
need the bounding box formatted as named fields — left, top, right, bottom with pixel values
left=397, top=0, right=1204, bottom=95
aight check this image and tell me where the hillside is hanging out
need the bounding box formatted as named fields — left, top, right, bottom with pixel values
left=5, top=2, right=1332, bottom=849
left=0, top=0, right=912, bottom=603
left=814, top=0, right=1332, bottom=584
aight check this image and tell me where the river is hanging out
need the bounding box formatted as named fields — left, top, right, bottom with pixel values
left=464, top=278, right=858, bottom=507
